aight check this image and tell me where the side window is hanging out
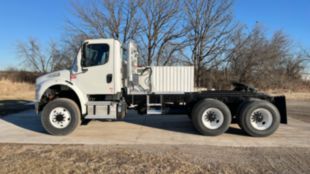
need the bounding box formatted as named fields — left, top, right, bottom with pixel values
left=82, top=44, right=109, bottom=67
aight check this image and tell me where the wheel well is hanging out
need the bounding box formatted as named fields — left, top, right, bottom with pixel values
left=38, top=85, right=81, bottom=112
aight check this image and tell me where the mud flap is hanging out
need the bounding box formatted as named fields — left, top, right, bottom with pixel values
left=273, top=96, right=287, bottom=124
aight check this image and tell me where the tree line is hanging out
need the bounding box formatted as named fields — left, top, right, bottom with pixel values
left=17, top=0, right=310, bottom=90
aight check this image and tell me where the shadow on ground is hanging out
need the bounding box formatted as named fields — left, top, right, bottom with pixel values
left=0, top=100, right=45, bottom=133
left=84, top=115, right=248, bottom=136
left=1, top=104, right=247, bottom=136
left=0, top=100, right=34, bottom=116
left=121, top=112, right=247, bottom=136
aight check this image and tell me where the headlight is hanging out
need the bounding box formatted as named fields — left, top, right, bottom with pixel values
left=47, top=72, right=60, bottom=78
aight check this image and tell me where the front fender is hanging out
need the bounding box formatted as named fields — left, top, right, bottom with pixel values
left=36, top=80, right=88, bottom=115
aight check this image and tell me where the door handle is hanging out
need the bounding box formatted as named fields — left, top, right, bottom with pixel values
left=106, top=74, right=113, bottom=83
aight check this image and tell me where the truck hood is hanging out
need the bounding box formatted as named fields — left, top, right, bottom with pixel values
left=36, top=70, right=70, bottom=85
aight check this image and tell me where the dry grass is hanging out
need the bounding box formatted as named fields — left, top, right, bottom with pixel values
left=266, top=90, right=310, bottom=101
left=0, top=79, right=34, bottom=100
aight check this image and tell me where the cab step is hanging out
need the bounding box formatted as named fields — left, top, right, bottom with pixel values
left=146, top=95, right=163, bottom=115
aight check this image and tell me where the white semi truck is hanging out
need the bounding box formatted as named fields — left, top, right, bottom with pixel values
left=35, top=39, right=287, bottom=137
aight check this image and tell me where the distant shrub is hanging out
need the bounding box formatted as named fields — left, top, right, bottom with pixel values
left=0, top=70, right=43, bottom=84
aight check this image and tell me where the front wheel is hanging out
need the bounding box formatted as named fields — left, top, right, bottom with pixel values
left=191, top=99, right=231, bottom=136
left=41, top=98, right=81, bottom=135
left=238, top=101, right=280, bottom=137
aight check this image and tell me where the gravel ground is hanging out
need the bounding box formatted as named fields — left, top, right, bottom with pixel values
left=0, top=144, right=309, bottom=174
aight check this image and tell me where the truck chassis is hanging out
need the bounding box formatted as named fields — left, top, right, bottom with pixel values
left=37, top=82, right=287, bottom=137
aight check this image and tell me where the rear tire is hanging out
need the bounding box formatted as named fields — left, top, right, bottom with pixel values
left=239, top=101, right=280, bottom=137
left=191, top=99, right=231, bottom=136
left=41, top=98, right=81, bottom=135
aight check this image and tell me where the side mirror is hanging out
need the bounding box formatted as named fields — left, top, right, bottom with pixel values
left=81, top=42, right=88, bottom=67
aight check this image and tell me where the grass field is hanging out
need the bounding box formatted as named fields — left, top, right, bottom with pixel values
left=0, top=79, right=34, bottom=100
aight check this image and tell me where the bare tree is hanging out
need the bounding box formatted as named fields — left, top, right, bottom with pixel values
left=15, top=0, right=309, bottom=90
left=69, top=0, right=186, bottom=66
left=184, top=0, right=235, bottom=87
left=284, top=57, right=304, bottom=80
left=68, top=0, right=142, bottom=44
left=17, top=38, right=52, bottom=73
left=227, top=24, right=305, bottom=89
left=295, top=48, right=310, bottom=71
left=229, top=25, right=266, bottom=83
left=49, top=41, right=75, bottom=71
left=17, top=38, right=73, bottom=73
left=138, top=0, right=186, bottom=65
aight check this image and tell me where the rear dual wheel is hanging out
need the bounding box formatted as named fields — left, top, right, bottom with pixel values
left=191, top=99, right=231, bottom=136
left=238, top=101, right=280, bottom=137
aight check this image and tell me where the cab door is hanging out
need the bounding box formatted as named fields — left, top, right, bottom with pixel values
left=73, top=40, right=115, bottom=95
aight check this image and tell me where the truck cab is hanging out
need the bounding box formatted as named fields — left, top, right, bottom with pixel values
left=35, top=39, right=287, bottom=137
left=36, top=39, right=124, bottom=118
left=72, top=39, right=123, bottom=95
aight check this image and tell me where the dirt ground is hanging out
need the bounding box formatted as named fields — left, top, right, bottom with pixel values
left=287, top=100, right=310, bottom=123
left=0, top=144, right=309, bottom=174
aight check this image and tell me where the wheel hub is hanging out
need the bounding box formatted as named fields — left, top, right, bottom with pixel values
left=252, top=112, right=264, bottom=122
left=49, top=107, right=72, bottom=129
left=206, top=112, right=217, bottom=122
left=201, top=108, right=224, bottom=130
left=55, top=113, right=65, bottom=122
left=250, top=108, right=273, bottom=130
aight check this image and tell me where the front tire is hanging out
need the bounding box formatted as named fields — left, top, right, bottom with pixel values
left=191, top=99, right=231, bottom=136
left=239, top=101, right=280, bottom=137
left=41, top=98, right=81, bottom=135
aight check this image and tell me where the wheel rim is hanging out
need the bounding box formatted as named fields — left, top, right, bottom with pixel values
left=201, top=108, right=224, bottom=129
left=49, top=107, right=71, bottom=129
left=250, top=108, right=273, bottom=130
